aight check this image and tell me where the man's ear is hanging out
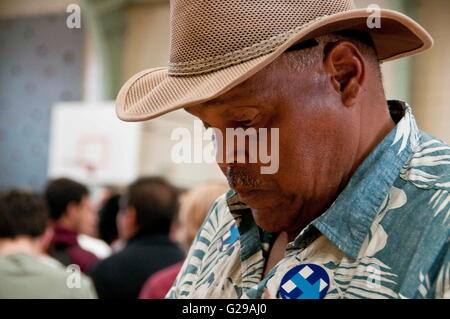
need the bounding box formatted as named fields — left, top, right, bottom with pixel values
left=126, top=207, right=137, bottom=225
left=66, top=202, right=79, bottom=221
left=117, top=206, right=138, bottom=239
left=123, top=206, right=138, bottom=232
left=38, top=224, right=54, bottom=253
left=324, top=41, right=365, bottom=107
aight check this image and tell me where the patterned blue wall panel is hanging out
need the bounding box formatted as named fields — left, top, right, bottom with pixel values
left=0, top=14, right=83, bottom=191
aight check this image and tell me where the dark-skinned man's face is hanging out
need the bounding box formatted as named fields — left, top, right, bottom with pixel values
left=186, top=47, right=362, bottom=235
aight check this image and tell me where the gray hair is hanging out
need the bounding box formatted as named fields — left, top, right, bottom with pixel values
left=283, top=32, right=382, bottom=81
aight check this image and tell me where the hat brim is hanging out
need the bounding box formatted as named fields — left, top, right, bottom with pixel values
left=117, top=9, right=433, bottom=122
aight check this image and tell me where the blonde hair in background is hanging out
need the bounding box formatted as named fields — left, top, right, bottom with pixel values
left=175, top=182, right=228, bottom=251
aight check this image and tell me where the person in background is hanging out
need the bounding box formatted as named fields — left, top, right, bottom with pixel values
left=45, top=178, right=104, bottom=273
left=90, top=177, right=185, bottom=299
left=97, top=193, right=124, bottom=253
left=0, top=190, right=97, bottom=298
left=139, top=181, right=228, bottom=299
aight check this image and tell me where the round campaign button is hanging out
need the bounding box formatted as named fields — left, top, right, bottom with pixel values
left=279, top=264, right=330, bottom=299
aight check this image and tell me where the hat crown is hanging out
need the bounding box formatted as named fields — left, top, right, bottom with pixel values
left=168, top=0, right=356, bottom=75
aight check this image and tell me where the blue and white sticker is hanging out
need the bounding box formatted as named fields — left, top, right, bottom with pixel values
left=219, top=224, right=240, bottom=251
left=279, top=264, right=330, bottom=299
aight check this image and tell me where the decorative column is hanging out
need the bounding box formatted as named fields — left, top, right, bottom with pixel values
left=81, top=0, right=128, bottom=100
left=411, top=0, right=450, bottom=143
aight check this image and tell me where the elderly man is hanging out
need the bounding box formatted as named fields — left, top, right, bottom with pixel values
left=116, top=1, right=449, bottom=299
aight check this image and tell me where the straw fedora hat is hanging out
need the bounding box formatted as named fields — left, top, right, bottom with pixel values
left=116, top=0, right=433, bottom=122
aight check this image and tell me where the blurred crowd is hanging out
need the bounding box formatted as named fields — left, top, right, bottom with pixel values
left=0, top=176, right=227, bottom=299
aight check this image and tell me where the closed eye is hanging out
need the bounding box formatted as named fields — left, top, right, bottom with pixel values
left=234, top=114, right=262, bottom=128
left=238, top=119, right=253, bottom=126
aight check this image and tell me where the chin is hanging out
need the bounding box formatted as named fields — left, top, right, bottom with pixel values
left=250, top=207, right=288, bottom=233
left=237, top=191, right=300, bottom=232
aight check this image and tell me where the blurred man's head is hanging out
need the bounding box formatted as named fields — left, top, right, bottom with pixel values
left=117, top=177, right=179, bottom=240
left=44, top=178, right=95, bottom=236
left=98, top=194, right=121, bottom=245
left=0, top=190, right=50, bottom=255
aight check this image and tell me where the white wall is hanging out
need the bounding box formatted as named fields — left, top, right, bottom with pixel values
left=122, top=1, right=226, bottom=188
left=412, top=0, right=450, bottom=143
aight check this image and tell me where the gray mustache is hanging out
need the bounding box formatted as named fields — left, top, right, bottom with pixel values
left=225, top=167, right=261, bottom=189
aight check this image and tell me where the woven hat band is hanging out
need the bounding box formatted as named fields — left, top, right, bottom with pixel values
left=168, top=0, right=356, bottom=76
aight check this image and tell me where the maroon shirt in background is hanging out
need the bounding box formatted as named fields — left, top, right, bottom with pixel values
left=51, top=225, right=99, bottom=273
left=139, top=260, right=184, bottom=299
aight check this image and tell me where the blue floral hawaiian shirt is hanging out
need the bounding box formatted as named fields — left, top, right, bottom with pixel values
left=168, top=100, right=450, bottom=299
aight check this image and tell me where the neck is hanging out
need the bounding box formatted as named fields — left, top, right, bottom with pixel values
left=56, top=218, right=77, bottom=233
left=0, top=237, right=41, bottom=256
left=288, top=194, right=339, bottom=242
left=353, top=98, right=395, bottom=175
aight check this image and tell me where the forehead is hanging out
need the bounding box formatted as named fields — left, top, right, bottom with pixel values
left=185, top=63, right=279, bottom=116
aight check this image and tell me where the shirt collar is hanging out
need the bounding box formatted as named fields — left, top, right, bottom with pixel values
left=53, top=224, right=78, bottom=245
left=312, top=100, right=420, bottom=259
left=226, top=100, right=420, bottom=260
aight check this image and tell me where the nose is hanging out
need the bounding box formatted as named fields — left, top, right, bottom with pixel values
left=217, top=158, right=248, bottom=170
left=213, top=127, right=256, bottom=167
left=216, top=145, right=251, bottom=167
left=215, top=138, right=250, bottom=169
